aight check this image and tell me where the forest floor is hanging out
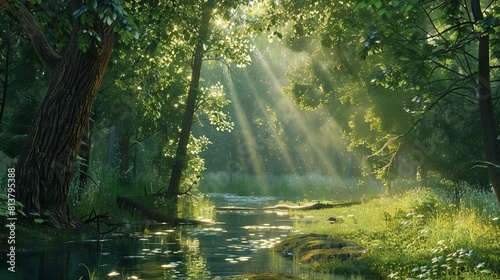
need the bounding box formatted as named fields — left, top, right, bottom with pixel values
left=269, top=188, right=500, bottom=279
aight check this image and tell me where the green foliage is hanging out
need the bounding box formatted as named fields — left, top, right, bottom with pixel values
left=292, top=187, right=500, bottom=278
left=0, top=44, right=43, bottom=158
left=263, top=0, right=500, bottom=191
left=73, top=0, right=137, bottom=52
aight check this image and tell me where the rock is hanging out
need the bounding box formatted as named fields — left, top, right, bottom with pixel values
left=273, top=233, right=365, bottom=264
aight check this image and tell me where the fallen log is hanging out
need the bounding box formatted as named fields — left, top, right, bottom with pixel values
left=116, top=196, right=211, bottom=225
left=262, top=201, right=362, bottom=211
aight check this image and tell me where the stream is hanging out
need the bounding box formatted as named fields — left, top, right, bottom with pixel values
left=4, top=194, right=362, bottom=279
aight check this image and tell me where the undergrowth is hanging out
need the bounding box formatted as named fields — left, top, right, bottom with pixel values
left=291, top=187, right=500, bottom=279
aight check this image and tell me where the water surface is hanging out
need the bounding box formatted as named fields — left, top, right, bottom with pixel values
left=3, top=194, right=361, bottom=279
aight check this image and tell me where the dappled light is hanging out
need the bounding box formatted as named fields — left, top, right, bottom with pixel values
left=1, top=0, right=500, bottom=279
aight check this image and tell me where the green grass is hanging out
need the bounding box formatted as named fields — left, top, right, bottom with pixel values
left=288, top=187, right=500, bottom=279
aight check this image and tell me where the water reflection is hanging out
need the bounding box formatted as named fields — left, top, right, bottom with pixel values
left=4, top=194, right=357, bottom=279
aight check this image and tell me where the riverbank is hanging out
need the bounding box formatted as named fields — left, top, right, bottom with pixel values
left=279, top=188, right=500, bottom=279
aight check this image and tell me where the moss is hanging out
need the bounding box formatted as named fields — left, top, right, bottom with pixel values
left=274, top=233, right=366, bottom=263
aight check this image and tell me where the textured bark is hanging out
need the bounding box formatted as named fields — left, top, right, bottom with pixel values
left=167, top=2, right=213, bottom=195
left=76, top=120, right=92, bottom=202
left=471, top=0, right=500, bottom=204
left=14, top=1, right=115, bottom=228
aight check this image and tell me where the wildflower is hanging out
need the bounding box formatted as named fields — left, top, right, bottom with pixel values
left=432, top=256, right=444, bottom=263
left=388, top=272, right=399, bottom=278
left=459, top=248, right=469, bottom=255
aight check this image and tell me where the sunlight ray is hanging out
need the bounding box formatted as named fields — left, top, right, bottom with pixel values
left=240, top=70, right=297, bottom=174
left=256, top=53, right=343, bottom=178
left=223, top=68, right=265, bottom=178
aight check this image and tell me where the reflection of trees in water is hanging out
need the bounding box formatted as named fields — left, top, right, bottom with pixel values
left=182, top=236, right=210, bottom=278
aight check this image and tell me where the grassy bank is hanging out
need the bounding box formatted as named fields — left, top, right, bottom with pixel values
left=288, top=187, right=500, bottom=279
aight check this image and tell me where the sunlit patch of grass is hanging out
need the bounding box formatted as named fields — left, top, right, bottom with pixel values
left=289, top=187, right=500, bottom=278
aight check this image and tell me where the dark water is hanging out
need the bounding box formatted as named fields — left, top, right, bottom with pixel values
left=2, top=194, right=361, bottom=279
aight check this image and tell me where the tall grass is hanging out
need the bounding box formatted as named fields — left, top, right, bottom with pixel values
left=290, top=187, right=500, bottom=279
left=70, top=165, right=214, bottom=233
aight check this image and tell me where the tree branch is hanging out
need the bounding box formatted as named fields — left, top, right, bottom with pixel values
left=3, top=0, right=62, bottom=72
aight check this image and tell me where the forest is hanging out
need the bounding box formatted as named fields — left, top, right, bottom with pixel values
left=1, top=0, right=500, bottom=279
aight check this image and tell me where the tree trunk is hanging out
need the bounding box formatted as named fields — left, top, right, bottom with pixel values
left=16, top=6, right=115, bottom=228
left=471, top=0, right=500, bottom=204
left=167, top=2, right=213, bottom=195
left=76, top=120, right=92, bottom=202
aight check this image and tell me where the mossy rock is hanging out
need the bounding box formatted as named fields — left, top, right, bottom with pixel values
left=274, top=233, right=366, bottom=264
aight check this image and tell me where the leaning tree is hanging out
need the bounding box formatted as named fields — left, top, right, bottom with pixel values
left=1, top=0, right=136, bottom=228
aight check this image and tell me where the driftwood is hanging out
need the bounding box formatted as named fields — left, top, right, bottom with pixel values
left=262, top=201, right=362, bottom=211
left=214, top=201, right=363, bottom=212
left=213, top=206, right=258, bottom=211
left=116, top=196, right=210, bottom=225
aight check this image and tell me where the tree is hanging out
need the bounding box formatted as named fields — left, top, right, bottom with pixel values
left=165, top=0, right=252, bottom=195
left=2, top=0, right=135, bottom=228
left=353, top=0, right=500, bottom=203
left=166, top=1, right=215, bottom=196
left=258, top=0, right=498, bottom=198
